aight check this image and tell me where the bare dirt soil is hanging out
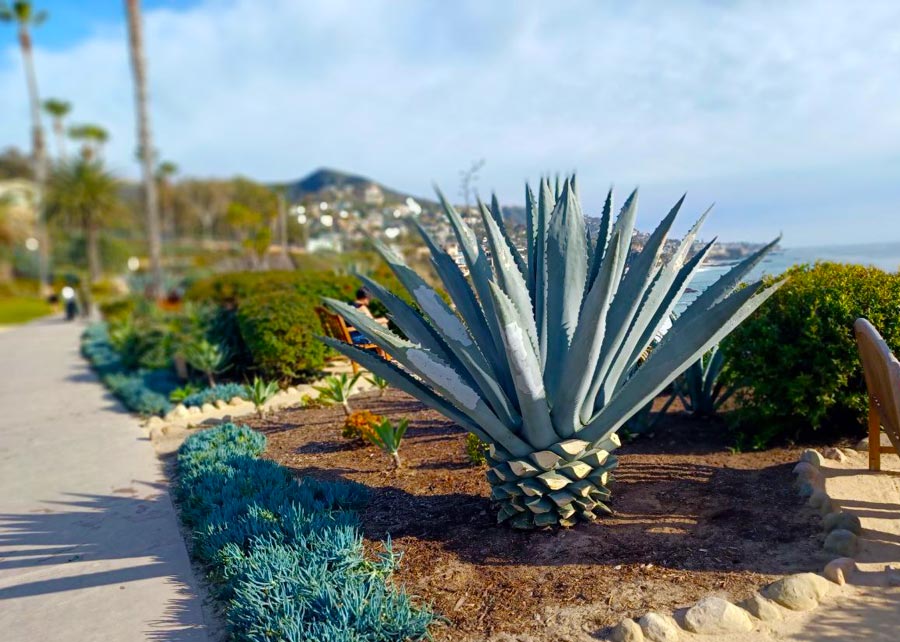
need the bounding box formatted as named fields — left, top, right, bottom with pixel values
left=246, top=390, right=826, bottom=641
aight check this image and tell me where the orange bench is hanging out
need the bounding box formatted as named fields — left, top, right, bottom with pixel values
left=316, top=306, right=386, bottom=375
left=854, top=318, right=900, bottom=471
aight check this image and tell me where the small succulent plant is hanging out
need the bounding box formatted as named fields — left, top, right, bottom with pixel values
left=313, top=372, right=362, bottom=416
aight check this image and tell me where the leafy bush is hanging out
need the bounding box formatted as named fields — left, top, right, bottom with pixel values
left=103, top=372, right=173, bottom=416
left=465, top=433, right=489, bottom=466
left=98, top=297, right=135, bottom=324
left=247, top=376, right=280, bottom=418
left=722, top=262, right=900, bottom=448
left=175, top=423, right=434, bottom=641
left=81, top=323, right=178, bottom=416
left=181, top=383, right=248, bottom=408
left=237, top=292, right=329, bottom=382
left=342, top=410, right=384, bottom=442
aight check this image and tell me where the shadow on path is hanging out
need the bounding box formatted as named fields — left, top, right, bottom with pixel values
left=0, top=485, right=206, bottom=641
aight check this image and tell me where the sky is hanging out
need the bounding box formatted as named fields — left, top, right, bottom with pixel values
left=2, top=0, right=900, bottom=246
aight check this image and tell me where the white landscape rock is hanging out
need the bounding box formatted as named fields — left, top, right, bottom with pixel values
left=792, top=461, right=820, bottom=483
left=740, top=593, right=784, bottom=622
left=170, top=404, right=190, bottom=419
left=187, top=405, right=201, bottom=416
left=822, top=447, right=847, bottom=462
left=824, top=528, right=858, bottom=556
left=824, top=558, right=858, bottom=586
left=200, top=402, right=217, bottom=414
left=823, top=511, right=862, bottom=535
left=808, top=489, right=830, bottom=509
left=228, top=396, right=244, bottom=406
left=762, top=573, right=833, bottom=611
left=146, top=416, right=166, bottom=430
left=683, top=597, right=753, bottom=634
left=214, top=399, right=228, bottom=409
left=638, top=612, right=679, bottom=642
left=800, top=449, right=826, bottom=467
left=610, top=618, right=644, bottom=642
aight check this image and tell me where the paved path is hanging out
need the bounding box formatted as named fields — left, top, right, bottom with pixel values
left=0, top=318, right=210, bottom=641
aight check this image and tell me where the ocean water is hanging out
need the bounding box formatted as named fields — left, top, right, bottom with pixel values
left=684, top=240, right=900, bottom=308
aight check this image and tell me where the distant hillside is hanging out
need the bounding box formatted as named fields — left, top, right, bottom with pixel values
left=279, top=168, right=434, bottom=206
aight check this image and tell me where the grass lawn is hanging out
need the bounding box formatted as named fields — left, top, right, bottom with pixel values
left=0, top=297, right=53, bottom=325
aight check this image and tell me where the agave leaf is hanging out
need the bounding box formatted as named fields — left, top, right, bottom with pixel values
left=544, top=180, right=588, bottom=399
left=525, top=183, right=537, bottom=296
left=551, top=230, right=623, bottom=435
left=322, top=300, right=531, bottom=456
left=412, top=221, right=503, bottom=375
left=488, top=282, right=556, bottom=449
left=534, top=178, right=554, bottom=366
left=490, top=194, right=528, bottom=278
left=592, top=195, right=683, bottom=394
left=319, top=336, right=496, bottom=447
left=586, top=188, right=613, bottom=291
left=580, top=278, right=785, bottom=443
left=326, top=295, right=520, bottom=429
left=690, top=235, right=782, bottom=312
left=479, top=197, right=540, bottom=356
left=435, top=187, right=513, bottom=391
left=353, top=271, right=455, bottom=365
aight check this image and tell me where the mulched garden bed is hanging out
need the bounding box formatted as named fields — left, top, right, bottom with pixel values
left=245, top=389, right=827, bottom=641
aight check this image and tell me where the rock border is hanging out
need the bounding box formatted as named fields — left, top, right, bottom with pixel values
left=144, top=370, right=377, bottom=454
left=607, top=447, right=862, bottom=641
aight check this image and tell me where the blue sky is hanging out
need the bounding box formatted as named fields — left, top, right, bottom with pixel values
left=2, top=0, right=900, bottom=245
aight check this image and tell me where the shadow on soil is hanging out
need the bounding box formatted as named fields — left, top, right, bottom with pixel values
left=0, top=485, right=205, bottom=641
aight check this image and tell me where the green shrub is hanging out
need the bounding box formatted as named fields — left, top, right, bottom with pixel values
left=174, top=423, right=433, bottom=640
left=722, top=262, right=900, bottom=448
left=236, top=292, right=328, bottom=382
left=465, top=433, right=489, bottom=466
left=98, top=297, right=134, bottom=323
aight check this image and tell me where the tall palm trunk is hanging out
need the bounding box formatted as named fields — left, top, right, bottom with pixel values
left=85, top=218, right=100, bottom=284
left=125, top=0, right=163, bottom=298
left=52, top=117, right=66, bottom=160
left=17, top=23, right=49, bottom=291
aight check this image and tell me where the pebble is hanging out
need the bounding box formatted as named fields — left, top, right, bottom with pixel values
left=824, top=529, right=858, bottom=556
left=800, top=449, right=826, bottom=467
left=683, top=597, right=753, bottom=634
left=740, top=593, right=784, bottom=621
left=822, top=447, right=846, bottom=462
left=808, top=489, right=830, bottom=509
left=610, top=618, right=644, bottom=642
left=762, top=573, right=832, bottom=610
left=824, top=558, right=857, bottom=585
left=823, top=511, right=862, bottom=535
left=638, top=612, right=679, bottom=642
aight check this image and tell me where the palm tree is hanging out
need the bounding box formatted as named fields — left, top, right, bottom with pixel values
left=155, top=160, right=177, bottom=237
left=68, top=123, right=109, bottom=161
left=124, top=0, right=163, bottom=298
left=1, top=0, right=50, bottom=290
left=42, top=98, right=71, bottom=161
left=44, top=158, right=120, bottom=287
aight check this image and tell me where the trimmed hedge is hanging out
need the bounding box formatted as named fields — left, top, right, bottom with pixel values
left=175, top=424, right=434, bottom=641
left=236, top=292, right=327, bottom=381
left=722, top=262, right=900, bottom=448
left=181, top=382, right=249, bottom=408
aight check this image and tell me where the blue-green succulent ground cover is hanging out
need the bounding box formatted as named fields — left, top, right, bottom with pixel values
left=175, top=423, right=435, bottom=641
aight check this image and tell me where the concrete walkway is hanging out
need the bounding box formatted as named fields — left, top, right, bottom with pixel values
left=0, top=318, right=210, bottom=641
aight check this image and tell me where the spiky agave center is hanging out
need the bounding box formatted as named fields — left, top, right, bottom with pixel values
left=486, top=435, right=620, bottom=529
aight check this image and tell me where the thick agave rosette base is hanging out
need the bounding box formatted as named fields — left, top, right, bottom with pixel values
left=488, top=435, right=620, bottom=529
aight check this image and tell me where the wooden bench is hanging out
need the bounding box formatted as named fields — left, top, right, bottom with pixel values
left=854, top=318, right=900, bottom=471
left=316, top=306, right=386, bottom=375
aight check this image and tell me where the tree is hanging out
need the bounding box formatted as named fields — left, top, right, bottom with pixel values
left=68, top=123, right=109, bottom=161
left=0, top=147, right=33, bottom=179
left=124, top=0, right=163, bottom=297
left=175, top=179, right=233, bottom=242
left=42, top=98, right=71, bottom=161
left=45, top=158, right=121, bottom=286
left=225, top=177, right=278, bottom=267
left=155, top=160, right=177, bottom=237
left=1, top=0, right=50, bottom=290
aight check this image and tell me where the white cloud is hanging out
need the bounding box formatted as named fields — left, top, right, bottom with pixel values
left=2, top=0, right=900, bottom=243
